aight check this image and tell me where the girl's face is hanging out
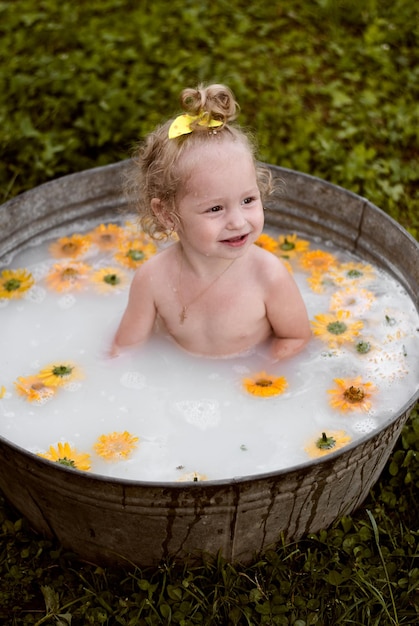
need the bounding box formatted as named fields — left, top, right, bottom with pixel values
left=175, top=140, right=264, bottom=261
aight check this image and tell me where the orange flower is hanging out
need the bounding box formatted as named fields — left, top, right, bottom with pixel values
left=299, top=249, right=337, bottom=273
left=177, top=471, right=207, bottom=482
left=311, top=310, right=363, bottom=348
left=305, top=430, right=352, bottom=458
left=255, top=233, right=279, bottom=253
left=328, top=376, right=376, bottom=412
left=45, top=261, right=90, bottom=292
left=306, top=271, right=336, bottom=294
left=88, top=223, right=125, bottom=250
left=330, top=287, right=375, bottom=315
left=329, top=262, right=376, bottom=286
left=0, top=268, right=34, bottom=299
left=277, top=233, right=310, bottom=259
left=114, top=239, right=157, bottom=269
left=14, top=375, right=56, bottom=403
left=94, top=431, right=139, bottom=461
left=49, top=234, right=91, bottom=259
left=242, top=371, right=288, bottom=397
left=38, top=442, right=91, bottom=471
left=38, top=362, right=82, bottom=387
left=90, top=267, right=129, bottom=294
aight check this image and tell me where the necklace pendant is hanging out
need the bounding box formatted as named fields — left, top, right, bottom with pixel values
left=180, top=306, right=187, bottom=324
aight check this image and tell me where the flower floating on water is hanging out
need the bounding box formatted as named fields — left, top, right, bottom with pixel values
left=90, top=266, right=129, bottom=294
left=38, top=442, right=91, bottom=471
left=38, top=362, right=82, bottom=388
left=0, top=268, right=34, bottom=299
left=330, top=287, right=375, bottom=316
left=255, top=233, right=279, bottom=253
left=305, top=430, right=352, bottom=458
left=311, top=310, right=363, bottom=348
left=299, top=249, right=337, bottom=273
left=114, top=239, right=157, bottom=269
left=45, top=261, right=90, bottom=292
left=88, top=223, right=125, bottom=250
left=329, top=262, right=376, bottom=287
left=177, top=471, right=207, bottom=482
left=306, top=271, right=336, bottom=294
left=14, top=375, right=56, bottom=403
left=49, top=234, right=92, bottom=259
left=242, top=371, right=288, bottom=397
left=277, top=233, right=310, bottom=259
left=355, top=339, right=372, bottom=355
left=94, top=431, right=139, bottom=461
left=328, top=376, right=376, bottom=412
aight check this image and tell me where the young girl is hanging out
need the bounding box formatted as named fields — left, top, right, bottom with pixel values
left=111, top=83, right=311, bottom=360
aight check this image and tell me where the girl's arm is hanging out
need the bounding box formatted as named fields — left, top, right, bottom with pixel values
left=265, top=260, right=311, bottom=361
left=109, top=265, right=157, bottom=357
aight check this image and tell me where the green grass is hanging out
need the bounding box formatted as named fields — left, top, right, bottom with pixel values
left=0, top=0, right=418, bottom=623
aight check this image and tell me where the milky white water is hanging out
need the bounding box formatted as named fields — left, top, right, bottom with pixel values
left=0, top=218, right=418, bottom=482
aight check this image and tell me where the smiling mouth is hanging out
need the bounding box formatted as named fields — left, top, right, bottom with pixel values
left=222, top=234, right=248, bottom=244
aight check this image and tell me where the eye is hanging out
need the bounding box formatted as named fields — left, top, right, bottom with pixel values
left=242, top=196, right=256, bottom=205
left=207, top=205, right=223, bottom=213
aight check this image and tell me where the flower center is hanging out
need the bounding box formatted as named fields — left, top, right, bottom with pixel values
left=104, top=273, right=120, bottom=285
left=327, top=321, right=347, bottom=335
left=316, top=432, right=336, bottom=450
left=128, top=249, right=145, bottom=261
left=347, top=269, right=362, bottom=278
left=356, top=341, right=371, bottom=354
left=62, top=267, right=78, bottom=278
left=279, top=238, right=295, bottom=251
left=62, top=242, right=78, bottom=253
left=255, top=378, right=273, bottom=388
left=4, top=278, right=21, bottom=292
left=52, top=365, right=73, bottom=378
left=57, top=457, right=76, bottom=468
left=343, top=386, right=365, bottom=403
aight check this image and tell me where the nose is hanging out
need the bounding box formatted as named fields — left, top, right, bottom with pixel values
left=226, top=205, right=246, bottom=229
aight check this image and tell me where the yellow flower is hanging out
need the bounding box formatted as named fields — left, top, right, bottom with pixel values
left=330, top=287, right=375, bottom=316
left=45, top=261, right=90, bottom=292
left=255, top=233, right=279, bottom=253
left=177, top=471, right=207, bottom=482
left=311, top=310, right=363, bottom=347
left=49, top=234, right=92, bottom=259
left=0, top=268, right=34, bottom=299
left=114, top=239, right=157, bottom=269
left=88, top=223, right=125, bottom=250
left=306, top=271, right=336, bottom=294
left=299, top=249, right=337, bottom=273
left=38, top=442, right=91, bottom=471
left=38, top=362, right=82, bottom=387
left=14, top=375, right=57, bottom=403
left=305, top=430, right=352, bottom=458
left=94, top=431, right=139, bottom=461
left=277, top=233, right=310, bottom=259
left=242, top=371, right=288, bottom=397
left=328, top=376, right=376, bottom=412
left=329, top=262, right=376, bottom=286
left=90, top=267, right=129, bottom=294
left=0, top=386, right=6, bottom=399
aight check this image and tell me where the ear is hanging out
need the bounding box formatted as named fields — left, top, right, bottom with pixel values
left=151, top=198, right=175, bottom=230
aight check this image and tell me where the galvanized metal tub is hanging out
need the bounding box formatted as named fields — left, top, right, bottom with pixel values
left=0, top=161, right=418, bottom=567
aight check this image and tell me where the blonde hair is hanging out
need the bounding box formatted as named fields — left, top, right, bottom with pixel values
left=125, top=84, right=272, bottom=240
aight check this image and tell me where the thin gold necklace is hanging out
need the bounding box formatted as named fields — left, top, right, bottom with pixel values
left=177, top=246, right=236, bottom=324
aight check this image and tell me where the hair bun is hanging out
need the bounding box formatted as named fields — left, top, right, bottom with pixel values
left=180, top=83, right=239, bottom=126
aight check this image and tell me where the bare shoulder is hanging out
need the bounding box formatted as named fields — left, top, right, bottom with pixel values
left=250, top=244, right=291, bottom=285
left=129, top=243, right=177, bottom=294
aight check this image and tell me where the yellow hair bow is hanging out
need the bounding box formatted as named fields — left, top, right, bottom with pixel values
left=168, top=112, right=223, bottom=139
